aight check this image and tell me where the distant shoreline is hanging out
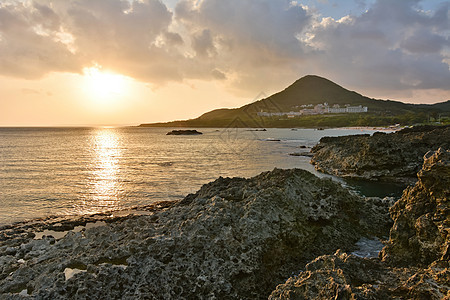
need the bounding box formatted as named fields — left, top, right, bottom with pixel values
left=136, top=123, right=407, bottom=130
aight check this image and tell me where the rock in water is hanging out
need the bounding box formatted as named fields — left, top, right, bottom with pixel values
left=166, top=129, right=202, bottom=135
left=270, top=148, right=450, bottom=300
left=0, top=169, right=391, bottom=299
left=311, top=125, right=450, bottom=183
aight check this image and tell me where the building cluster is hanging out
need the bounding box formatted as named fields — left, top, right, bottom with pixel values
left=257, top=103, right=368, bottom=118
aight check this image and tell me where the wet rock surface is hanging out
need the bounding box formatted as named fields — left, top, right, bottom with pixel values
left=0, top=169, right=391, bottom=299
left=270, top=149, right=450, bottom=300
left=311, top=125, right=450, bottom=183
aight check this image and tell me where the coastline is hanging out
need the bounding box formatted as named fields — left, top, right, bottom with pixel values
left=1, top=125, right=435, bottom=228
left=1, top=126, right=389, bottom=226
left=1, top=125, right=448, bottom=298
left=1, top=148, right=448, bottom=298
left=0, top=168, right=395, bottom=298
left=0, top=126, right=409, bottom=227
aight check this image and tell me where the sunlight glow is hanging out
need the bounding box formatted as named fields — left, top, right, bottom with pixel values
left=83, top=66, right=129, bottom=103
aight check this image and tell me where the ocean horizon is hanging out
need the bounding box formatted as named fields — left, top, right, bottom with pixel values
left=0, top=127, right=399, bottom=226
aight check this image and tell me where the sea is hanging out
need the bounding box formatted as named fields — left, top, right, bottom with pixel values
left=0, top=127, right=404, bottom=226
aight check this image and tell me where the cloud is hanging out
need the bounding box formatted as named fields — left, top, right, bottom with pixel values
left=0, top=0, right=448, bottom=101
left=61, top=0, right=186, bottom=83
left=0, top=2, right=81, bottom=79
left=0, top=0, right=188, bottom=83
left=192, top=29, right=216, bottom=57
left=305, top=0, right=450, bottom=93
left=400, top=28, right=448, bottom=54
left=163, top=31, right=184, bottom=46
left=175, top=0, right=313, bottom=93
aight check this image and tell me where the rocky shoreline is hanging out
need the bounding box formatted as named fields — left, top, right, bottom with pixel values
left=0, top=127, right=449, bottom=299
left=270, top=148, right=449, bottom=299
left=311, top=125, right=450, bottom=183
left=1, top=169, right=393, bottom=299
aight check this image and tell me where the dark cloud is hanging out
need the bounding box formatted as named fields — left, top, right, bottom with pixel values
left=401, top=28, right=449, bottom=54
left=211, top=69, right=226, bottom=80
left=31, top=3, right=61, bottom=31
left=175, top=0, right=312, bottom=93
left=192, top=29, right=216, bottom=57
left=304, top=0, right=450, bottom=92
left=163, top=31, right=184, bottom=46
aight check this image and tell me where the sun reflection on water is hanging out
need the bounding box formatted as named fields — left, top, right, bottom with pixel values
left=82, top=128, right=123, bottom=214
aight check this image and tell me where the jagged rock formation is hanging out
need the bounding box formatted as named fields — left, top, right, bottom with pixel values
left=270, top=149, right=450, bottom=299
left=0, top=169, right=391, bottom=299
left=311, top=125, right=450, bottom=183
left=269, top=250, right=449, bottom=299
left=381, top=147, right=450, bottom=267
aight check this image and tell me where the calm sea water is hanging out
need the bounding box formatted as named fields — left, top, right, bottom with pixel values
left=0, top=127, right=398, bottom=225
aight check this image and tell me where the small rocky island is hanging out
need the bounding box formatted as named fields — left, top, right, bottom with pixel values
left=166, top=129, right=203, bottom=135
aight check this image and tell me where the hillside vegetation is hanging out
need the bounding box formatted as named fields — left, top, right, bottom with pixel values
left=140, top=75, right=450, bottom=128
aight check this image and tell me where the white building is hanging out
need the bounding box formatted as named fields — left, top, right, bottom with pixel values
left=257, top=103, right=368, bottom=117
left=345, top=105, right=368, bottom=113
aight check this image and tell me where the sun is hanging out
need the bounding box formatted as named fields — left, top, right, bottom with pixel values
left=83, top=66, right=129, bottom=102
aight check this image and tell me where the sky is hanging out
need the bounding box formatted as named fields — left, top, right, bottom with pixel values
left=0, top=0, right=449, bottom=126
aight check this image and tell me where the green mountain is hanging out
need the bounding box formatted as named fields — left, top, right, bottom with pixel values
left=140, top=75, right=450, bottom=128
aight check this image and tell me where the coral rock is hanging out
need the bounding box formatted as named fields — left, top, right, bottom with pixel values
left=311, top=125, right=450, bottom=183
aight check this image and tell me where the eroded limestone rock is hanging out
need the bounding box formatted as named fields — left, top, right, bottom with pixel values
left=381, top=148, right=449, bottom=267
left=270, top=148, right=450, bottom=300
left=311, top=125, right=450, bottom=183
left=0, top=169, right=391, bottom=299
left=269, top=250, right=449, bottom=300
